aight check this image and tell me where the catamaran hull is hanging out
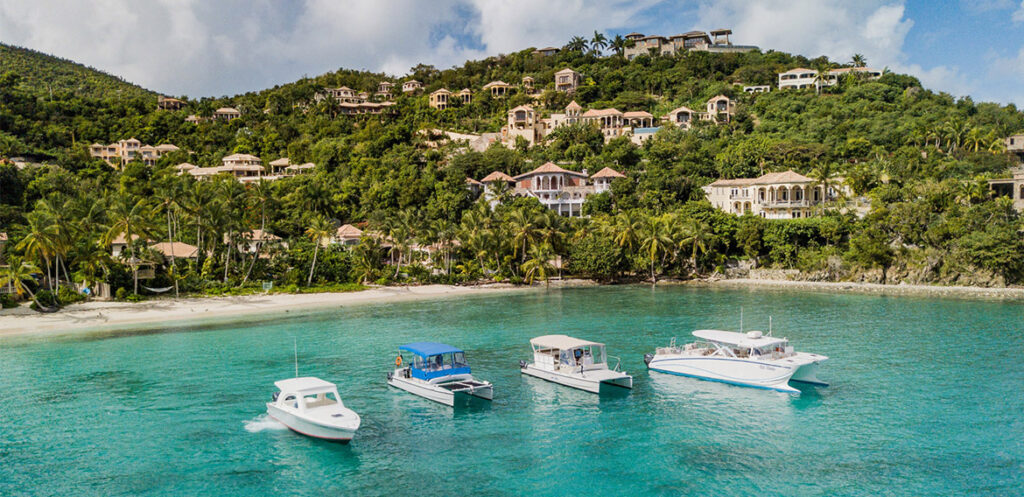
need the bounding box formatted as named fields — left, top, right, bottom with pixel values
left=790, top=361, right=828, bottom=386
left=388, top=376, right=493, bottom=407
left=646, top=356, right=801, bottom=393
left=520, top=365, right=633, bottom=393
left=266, top=404, right=358, bottom=442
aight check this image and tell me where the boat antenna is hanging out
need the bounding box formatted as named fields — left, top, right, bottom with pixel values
left=293, top=338, right=299, bottom=378
left=740, top=307, right=743, bottom=332
left=768, top=316, right=773, bottom=336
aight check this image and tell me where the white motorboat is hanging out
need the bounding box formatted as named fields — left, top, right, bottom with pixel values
left=387, top=342, right=493, bottom=407
left=643, top=330, right=828, bottom=393
left=520, top=335, right=633, bottom=393
left=266, top=377, right=361, bottom=442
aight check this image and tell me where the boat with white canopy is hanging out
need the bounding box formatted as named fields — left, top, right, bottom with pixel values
left=520, top=335, right=633, bottom=393
left=643, top=330, right=828, bottom=393
left=266, top=377, right=361, bottom=442
left=387, top=342, right=493, bottom=407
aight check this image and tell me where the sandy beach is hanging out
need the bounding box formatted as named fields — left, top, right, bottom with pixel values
left=0, top=284, right=532, bottom=338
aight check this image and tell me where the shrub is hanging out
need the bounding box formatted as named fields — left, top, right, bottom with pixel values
left=0, top=294, right=18, bottom=309
left=115, top=287, right=128, bottom=300
left=57, top=286, right=86, bottom=306
left=30, top=289, right=59, bottom=311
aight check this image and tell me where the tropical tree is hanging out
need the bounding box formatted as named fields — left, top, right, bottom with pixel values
left=0, top=256, right=45, bottom=309
left=102, top=197, right=154, bottom=295
left=521, top=243, right=556, bottom=287
left=305, top=214, right=335, bottom=286
left=851, top=53, right=867, bottom=67
left=609, top=34, right=627, bottom=57
left=590, top=31, right=608, bottom=55
left=565, top=36, right=589, bottom=54
left=638, top=214, right=673, bottom=283
left=677, top=219, right=711, bottom=272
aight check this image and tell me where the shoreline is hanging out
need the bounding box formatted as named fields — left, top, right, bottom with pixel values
left=0, top=284, right=539, bottom=338
left=696, top=278, right=1024, bottom=300
left=2, top=277, right=1020, bottom=339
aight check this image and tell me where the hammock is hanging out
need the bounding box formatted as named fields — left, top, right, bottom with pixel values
left=142, top=285, right=174, bottom=293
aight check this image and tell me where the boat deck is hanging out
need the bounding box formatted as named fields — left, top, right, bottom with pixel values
left=438, top=380, right=488, bottom=391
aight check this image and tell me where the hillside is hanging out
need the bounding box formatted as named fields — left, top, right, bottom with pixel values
left=2, top=38, right=1024, bottom=301
left=0, top=43, right=154, bottom=100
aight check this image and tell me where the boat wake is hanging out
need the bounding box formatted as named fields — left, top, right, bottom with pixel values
left=244, top=414, right=287, bottom=433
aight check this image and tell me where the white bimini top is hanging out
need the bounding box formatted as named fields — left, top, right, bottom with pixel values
left=530, top=335, right=603, bottom=350
left=274, top=377, right=336, bottom=395
left=692, top=329, right=788, bottom=349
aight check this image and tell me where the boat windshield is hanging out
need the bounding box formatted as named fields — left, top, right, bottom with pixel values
left=302, top=391, right=339, bottom=409
left=410, top=352, right=471, bottom=380
left=558, top=345, right=605, bottom=367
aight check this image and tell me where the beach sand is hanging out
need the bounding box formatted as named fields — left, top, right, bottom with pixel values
left=0, top=284, right=532, bottom=338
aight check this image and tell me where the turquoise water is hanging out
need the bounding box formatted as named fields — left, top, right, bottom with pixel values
left=1, top=286, right=1022, bottom=496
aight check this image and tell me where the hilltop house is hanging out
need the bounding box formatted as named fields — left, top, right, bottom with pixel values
left=376, top=81, right=394, bottom=99
left=554, top=68, right=581, bottom=93
left=743, top=85, right=770, bottom=93
left=332, top=224, right=364, bottom=246
left=456, top=88, right=472, bottom=104
left=429, top=88, right=451, bottom=109
left=213, top=107, right=241, bottom=120
left=705, top=95, right=735, bottom=123
left=703, top=170, right=842, bottom=219
left=482, top=81, right=513, bottom=98
left=778, top=67, right=882, bottom=90
left=987, top=165, right=1024, bottom=212
left=503, top=105, right=547, bottom=145
left=470, top=163, right=625, bottom=217
left=0, top=232, right=6, bottom=264
left=534, top=46, right=560, bottom=56
left=321, top=86, right=364, bottom=104
left=89, top=139, right=179, bottom=168
left=1004, top=133, right=1024, bottom=164
left=402, top=80, right=422, bottom=93
left=624, top=29, right=756, bottom=60
left=157, top=96, right=185, bottom=111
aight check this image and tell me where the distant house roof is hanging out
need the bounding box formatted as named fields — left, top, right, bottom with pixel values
left=535, top=46, right=560, bottom=52
left=335, top=224, right=363, bottom=239
left=591, top=167, right=626, bottom=179
left=681, top=30, right=709, bottom=38
left=754, top=170, right=813, bottom=184
left=780, top=67, right=816, bottom=74
left=622, top=111, right=654, bottom=119
left=149, top=242, right=200, bottom=258
left=667, top=106, right=695, bottom=115
left=430, top=88, right=451, bottom=95
left=709, top=28, right=732, bottom=35
left=515, top=162, right=588, bottom=179
left=555, top=67, right=578, bottom=75
left=245, top=229, right=281, bottom=241
left=707, top=178, right=758, bottom=187
left=707, top=95, right=731, bottom=103
left=0, top=232, right=7, bottom=242
left=285, top=162, right=315, bottom=171
left=269, top=158, right=290, bottom=166
left=509, top=104, right=535, bottom=112
left=581, top=108, right=623, bottom=117
left=223, top=153, right=261, bottom=162
left=566, top=100, right=582, bottom=110
left=466, top=177, right=482, bottom=185
left=154, top=144, right=180, bottom=152
left=482, top=81, right=511, bottom=89
left=174, top=162, right=197, bottom=170
left=215, top=107, right=240, bottom=113
left=480, top=171, right=515, bottom=183
left=625, top=32, right=644, bottom=38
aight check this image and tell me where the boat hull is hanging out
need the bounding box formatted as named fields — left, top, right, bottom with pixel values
left=388, top=374, right=493, bottom=407
left=266, top=404, right=358, bottom=442
left=790, top=361, right=828, bottom=386
left=646, top=356, right=801, bottom=393
left=520, top=364, right=633, bottom=394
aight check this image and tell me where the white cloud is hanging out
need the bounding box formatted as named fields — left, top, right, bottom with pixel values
left=1013, top=1, right=1024, bottom=21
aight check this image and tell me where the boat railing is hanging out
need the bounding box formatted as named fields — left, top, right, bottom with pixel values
left=608, top=355, right=622, bottom=372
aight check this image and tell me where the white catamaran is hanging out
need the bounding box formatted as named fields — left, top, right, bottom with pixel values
left=644, top=330, right=828, bottom=394
left=520, top=335, right=633, bottom=393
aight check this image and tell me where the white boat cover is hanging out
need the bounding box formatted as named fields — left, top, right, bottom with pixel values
left=274, top=377, right=336, bottom=394
left=530, top=334, right=603, bottom=350
left=692, top=329, right=788, bottom=348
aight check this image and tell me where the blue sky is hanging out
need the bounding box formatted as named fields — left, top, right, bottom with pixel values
left=0, top=0, right=1021, bottom=106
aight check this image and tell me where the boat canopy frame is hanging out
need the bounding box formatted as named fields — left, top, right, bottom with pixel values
left=398, top=342, right=471, bottom=381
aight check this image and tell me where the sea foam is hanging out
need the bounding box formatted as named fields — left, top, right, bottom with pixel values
left=244, top=414, right=287, bottom=433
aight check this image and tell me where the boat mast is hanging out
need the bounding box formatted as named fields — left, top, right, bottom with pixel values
left=768, top=316, right=772, bottom=336
left=740, top=307, right=743, bottom=332
left=293, top=338, right=298, bottom=378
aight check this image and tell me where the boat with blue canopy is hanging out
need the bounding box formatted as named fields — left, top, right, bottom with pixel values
left=387, top=342, right=493, bottom=406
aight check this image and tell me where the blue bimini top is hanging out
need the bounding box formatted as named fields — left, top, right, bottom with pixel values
left=399, top=342, right=463, bottom=358
left=398, top=342, right=471, bottom=380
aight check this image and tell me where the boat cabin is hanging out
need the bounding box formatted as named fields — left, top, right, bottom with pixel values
left=530, top=335, right=609, bottom=373
left=399, top=342, right=471, bottom=381
left=273, top=377, right=345, bottom=411
left=692, top=330, right=794, bottom=359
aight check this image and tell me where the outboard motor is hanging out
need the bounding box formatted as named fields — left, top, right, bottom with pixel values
left=272, top=391, right=280, bottom=402
left=643, top=353, right=654, bottom=366
left=518, top=360, right=528, bottom=369
left=386, top=371, right=393, bottom=381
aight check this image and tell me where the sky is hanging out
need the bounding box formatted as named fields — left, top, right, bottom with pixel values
left=0, top=0, right=1022, bottom=106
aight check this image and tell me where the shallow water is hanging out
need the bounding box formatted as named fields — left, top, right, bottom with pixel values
left=0, top=286, right=1021, bottom=496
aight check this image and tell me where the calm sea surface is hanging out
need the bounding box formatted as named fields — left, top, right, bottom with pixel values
left=1, top=286, right=1021, bottom=496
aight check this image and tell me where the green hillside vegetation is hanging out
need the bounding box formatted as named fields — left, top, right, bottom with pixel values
left=0, top=43, right=154, bottom=100
left=2, top=37, right=1024, bottom=307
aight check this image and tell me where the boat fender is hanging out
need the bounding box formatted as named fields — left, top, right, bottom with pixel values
left=519, top=360, right=527, bottom=369
left=643, top=353, right=654, bottom=366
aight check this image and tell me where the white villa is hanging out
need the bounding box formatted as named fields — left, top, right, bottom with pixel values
left=778, top=67, right=883, bottom=90
left=482, top=81, right=513, bottom=98
left=183, top=155, right=315, bottom=183
left=402, top=80, right=423, bottom=93
left=703, top=170, right=842, bottom=219
left=214, top=107, right=241, bottom=120
left=624, top=29, right=757, bottom=60
left=89, top=139, right=179, bottom=168
left=469, top=163, right=626, bottom=217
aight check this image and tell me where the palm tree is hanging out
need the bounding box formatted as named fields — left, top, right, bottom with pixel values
left=810, top=161, right=839, bottom=213
left=612, top=211, right=642, bottom=257
left=350, top=237, right=381, bottom=284
left=521, top=243, right=556, bottom=287
left=17, top=210, right=57, bottom=291
left=507, top=209, right=540, bottom=263
left=565, top=36, right=589, bottom=54
left=103, top=197, right=154, bottom=295
left=218, top=179, right=247, bottom=282
left=943, top=118, right=970, bottom=153
left=851, top=53, right=867, bottom=67
left=241, top=180, right=273, bottom=285
left=638, top=214, right=673, bottom=283
left=813, top=62, right=834, bottom=95
left=305, top=214, right=335, bottom=286
left=0, top=256, right=45, bottom=308
left=677, top=219, right=711, bottom=273
left=590, top=31, right=608, bottom=55
left=609, top=34, right=627, bottom=57
left=155, top=181, right=185, bottom=297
